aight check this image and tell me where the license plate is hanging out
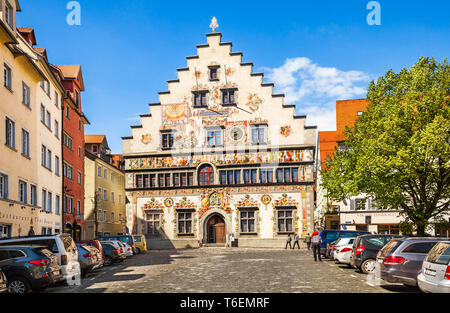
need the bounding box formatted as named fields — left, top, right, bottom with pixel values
left=424, top=268, right=436, bottom=277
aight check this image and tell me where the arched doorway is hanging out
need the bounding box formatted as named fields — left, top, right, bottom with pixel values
left=206, top=214, right=226, bottom=244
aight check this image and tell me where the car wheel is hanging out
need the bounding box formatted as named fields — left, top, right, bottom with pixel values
left=361, top=259, right=376, bottom=274
left=8, top=277, right=31, bottom=294
left=104, top=256, right=112, bottom=266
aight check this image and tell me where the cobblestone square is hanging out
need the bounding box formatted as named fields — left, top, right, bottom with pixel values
left=45, top=248, right=420, bottom=293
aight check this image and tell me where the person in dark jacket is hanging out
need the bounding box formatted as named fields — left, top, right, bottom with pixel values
left=311, top=232, right=322, bottom=261
left=285, top=234, right=292, bottom=249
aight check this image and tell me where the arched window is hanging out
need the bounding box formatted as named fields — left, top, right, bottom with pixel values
left=198, top=165, right=214, bottom=186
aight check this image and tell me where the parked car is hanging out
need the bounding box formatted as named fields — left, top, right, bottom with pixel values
left=333, top=237, right=356, bottom=265
left=0, top=234, right=80, bottom=283
left=123, top=243, right=134, bottom=257
left=375, top=237, right=449, bottom=286
left=100, top=240, right=126, bottom=261
left=0, top=246, right=62, bottom=293
left=76, top=240, right=105, bottom=264
left=320, top=230, right=370, bottom=257
left=76, top=244, right=102, bottom=276
left=418, top=241, right=450, bottom=293
left=98, top=235, right=136, bottom=254
left=351, top=234, right=404, bottom=274
left=326, top=240, right=339, bottom=259
left=0, top=269, right=7, bottom=293
left=101, top=242, right=122, bottom=266
left=133, top=235, right=147, bottom=253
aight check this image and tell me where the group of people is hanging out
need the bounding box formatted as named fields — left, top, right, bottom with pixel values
left=285, top=231, right=323, bottom=262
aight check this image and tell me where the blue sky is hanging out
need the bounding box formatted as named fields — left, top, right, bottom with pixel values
left=17, top=0, right=450, bottom=153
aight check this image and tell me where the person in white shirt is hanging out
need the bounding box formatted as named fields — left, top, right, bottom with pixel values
left=311, top=232, right=322, bottom=262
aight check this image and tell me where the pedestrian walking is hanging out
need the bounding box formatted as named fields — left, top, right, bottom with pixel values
left=304, top=233, right=311, bottom=250
left=292, top=233, right=300, bottom=249
left=311, top=232, right=322, bottom=262
left=285, top=234, right=292, bottom=249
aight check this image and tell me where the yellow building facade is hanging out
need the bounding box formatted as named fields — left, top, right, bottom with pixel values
left=83, top=136, right=126, bottom=239
left=0, top=0, right=46, bottom=238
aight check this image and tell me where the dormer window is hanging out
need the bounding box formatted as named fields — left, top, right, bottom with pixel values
left=161, top=131, right=175, bottom=149
left=5, top=1, right=14, bottom=29
left=222, top=88, right=236, bottom=106
left=209, top=65, right=220, bottom=81
left=193, top=91, right=208, bottom=107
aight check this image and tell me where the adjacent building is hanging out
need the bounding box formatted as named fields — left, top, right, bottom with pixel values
left=84, top=135, right=126, bottom=239
left=56, top=64, right=89, bottom=241
left=0, top=0, right=43, bottom=237
left=122, top=31, right=317, bottom=249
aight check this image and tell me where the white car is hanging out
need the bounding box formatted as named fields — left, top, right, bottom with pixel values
left=418, top=241, right=450, bottom=293
left=333, top=237, right=356, bottom=265
left=123, top=242, right=134, bottom=257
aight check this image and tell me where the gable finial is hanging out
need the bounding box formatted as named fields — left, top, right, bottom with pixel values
left=210, top=16, right=219, bottom=33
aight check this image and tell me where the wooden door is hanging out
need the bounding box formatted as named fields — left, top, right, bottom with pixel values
left=214, top=223, right=226, bottom=243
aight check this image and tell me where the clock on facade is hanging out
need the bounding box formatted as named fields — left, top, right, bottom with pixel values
left=227, top=126, right=245, bottom=143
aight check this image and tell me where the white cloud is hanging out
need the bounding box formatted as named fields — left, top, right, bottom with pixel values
left=263, top=57, right=371, bottom=130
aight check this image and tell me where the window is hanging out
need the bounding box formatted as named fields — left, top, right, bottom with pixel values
left=111, top=212, right=114, bottom=223
left=21, top=129, right=29, bottom=157
left=104, top=169, right=107, bottom=179
left=47, top=192, right=52, bottom=213
left=63, top=133, right=73, bottom=150
left=4, top=1, right=14, bottom=29
left=210, top=67, right=218, bottom=80
left=5, top=117, right=15, bottom=149
left=77, top=200, right=81, bottom=216
left=157, top=173, right=171, bottom=187
left=54, top=121, right=59, bottom=138
left=41, top=146, right=47, bottom=167
left=354, top=199, right=367, bottom=211
left=177, top=211, right=193, bottom=235
left=54, top=92, right=59, bottom=107
left=55, top=195, right=60, bottom=214
left=30, top=185, right=37, bottom=205
left=111, top=192, right=115, bottom=203
left=243, top=169, right=257, bottom=184
left=103, top=190, right=107, bottom=201
left=97, top=166, right=102, bottom=177
left=240, top=210, right=256, bottom=233
left=78, top=147, right=81, bottom=157
left=111, top=173, right=114, bottom=182
left=40, top=105, right=45, bottom=123
left=55, top=156, right=60, bottom=175
left=103, top=211, right=107, bottom=222
left=260, top=169, right=274, bottom=183
left=77, top=172, right=82, bottom=185
left=65, top=105, right=70, bottom=119
left=222, top=89, right=236, bottom=105
left=75, top=90, right=80, bottom=107
left=97, top=210, right=102, bottom=221
left=63, top=162, right=73, bottom=180
left=22, top=82, right=30, bottom=107
left=173, top=173, right=180, bottom=187
left=97, top=188, right=102, bottom=199
left=40, top=80, right=50, bottom=95
left=277, top=209, right=294, bottom=233
left=3, top=63, right=12, bottom=90
left=402, top=242, right=437, bottom=254
left=146, top=213, right=161, bottom=235
left=251, top=125, right=267, bottom=144
left=193, top=91, right=208, bottom=107
left=67, top=197, right=73, bottom=214
left=78, top=119, right=82, bottom=131
left=220, top=170, right=241, bottom=185
left=161, top=132, right=174, bottom=149
left=207, top=129, right=223, bottom=146
left=0, top=173, right=8, bottom=199
left=276, top=168, right=298, bottom=183
left=47, top=149, right=52, bottom=170
left=46, top=111, right=51, bottom=129
left=198, top=165, right=214, bottom=186
left=42, top=189, right=47, bottom=211
left=18, top=180, right=27, bottom=203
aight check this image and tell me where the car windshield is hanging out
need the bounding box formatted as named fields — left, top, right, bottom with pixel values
left=425, top=242, right=450, bottom=265
left=134, top=237, right=141, bottom=243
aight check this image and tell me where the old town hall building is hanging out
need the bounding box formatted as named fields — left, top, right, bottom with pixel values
left=122, top=29, right=317, bottom=249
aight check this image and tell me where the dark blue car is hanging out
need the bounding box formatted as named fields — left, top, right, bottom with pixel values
left=319, top=230, right=370, bottom=256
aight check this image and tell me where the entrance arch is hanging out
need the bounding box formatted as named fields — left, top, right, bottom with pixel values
left=206, top=214, right=226, bottom=244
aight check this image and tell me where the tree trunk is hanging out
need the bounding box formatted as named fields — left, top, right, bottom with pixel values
left=416, top=224, right=426, bottom=236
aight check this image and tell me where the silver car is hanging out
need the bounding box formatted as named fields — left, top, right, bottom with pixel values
left=418, top=241, right=450, bottom=293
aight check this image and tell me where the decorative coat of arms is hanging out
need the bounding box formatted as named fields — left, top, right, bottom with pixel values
left=141, top=134, right=151, bottom=145
left=280, top=126, right=292, bottom=137
left=246, top=93, right=263, bottom=112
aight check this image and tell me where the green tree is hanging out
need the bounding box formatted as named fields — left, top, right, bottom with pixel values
left=321, top=57, right=450, bottom=235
